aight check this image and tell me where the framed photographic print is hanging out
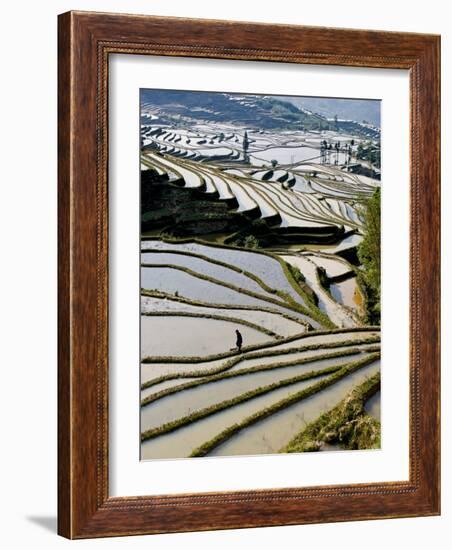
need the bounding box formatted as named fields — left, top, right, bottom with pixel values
left=58, top=11, right=440, bottom=538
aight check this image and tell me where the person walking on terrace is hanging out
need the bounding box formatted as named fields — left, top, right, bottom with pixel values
left=235, top=329, right=243, bottom=353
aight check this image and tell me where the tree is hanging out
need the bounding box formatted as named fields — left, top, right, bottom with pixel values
left=358, top=188, right=381, bottom=323
left=320, top=140, right=327, bottom=164
left=357, top=142, right=365, bottom=158
left=271, top=159, right=278, bottom=168
left=335, top=141, right=340, bottom=164
left=243, top=235, right=259, bottom=249
left=243, top=130, right=249, bottom=162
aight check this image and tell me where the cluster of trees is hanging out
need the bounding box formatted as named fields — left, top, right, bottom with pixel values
left=320, top=139, right=354, bottom=165
left=358, top=188, right=381, bottom=324
left=356, top=142, right=381, bottom=168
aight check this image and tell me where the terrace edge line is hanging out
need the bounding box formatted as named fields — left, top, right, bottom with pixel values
left=58, top=10, right=440, bottom=539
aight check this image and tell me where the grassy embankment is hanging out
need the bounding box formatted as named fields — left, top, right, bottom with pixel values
left=141, top=262, right=331, bottom=329
left=141, top=248, right=322, bottom=325
left=141, top=236, right=338, bottom=328
left=141, top=334, right=381, bottom=391
left=281, top=372, right=381, bottom=452
left=188, top=353, right=380, bottom=456
left=141, top=289, right=309, bottom=328
left=357, top=188, right=381, bottom=325
left=141, top=343, right=381, bottom=406
left=141, top=326, right=380, bottom=364
left=142, top=246, right=319, bottom=316
left=140, top=352, right=379, bottom=445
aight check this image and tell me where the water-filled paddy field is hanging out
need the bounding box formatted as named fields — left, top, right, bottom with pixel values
left=139, top=109, right=381, bottom=460
left=209, top=360, right=380, bottom=456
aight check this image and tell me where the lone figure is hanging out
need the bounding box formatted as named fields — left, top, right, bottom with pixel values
left=235, top=329, right=243, bottom=353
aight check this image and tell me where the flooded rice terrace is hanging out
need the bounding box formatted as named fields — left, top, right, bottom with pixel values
left=139, top=90, right=381, bottom=459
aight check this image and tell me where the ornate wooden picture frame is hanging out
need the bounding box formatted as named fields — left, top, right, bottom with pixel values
left=58, top=11, right=440, bottom=538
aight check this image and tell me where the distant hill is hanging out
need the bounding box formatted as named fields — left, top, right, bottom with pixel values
left=283, top=97, right=381, bottom=127
left=141, top=90, right=380, bottom=137
left=141, top=90, right=333, bottom=131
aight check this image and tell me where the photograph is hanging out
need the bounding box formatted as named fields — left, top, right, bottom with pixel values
left=139, top=89, right=382, bottom=460
left=0, top=0, right=443, bottom=544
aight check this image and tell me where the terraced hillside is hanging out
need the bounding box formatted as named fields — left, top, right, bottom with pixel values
left=139, top=90, right=381, bottom=459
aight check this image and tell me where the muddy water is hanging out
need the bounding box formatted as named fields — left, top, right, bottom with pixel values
left=141, top=357, right=229, bottom=385
left=141, top=266, right=266, bottom=307
left=330, top=277, right=363, bottom=313
left=364, top=390, right=381, bottom=421
left=140, top=334, right=380, bottom=383
left=141, top=241, right=309, bottom=308
left=140, top=354, right=356, bottom=432
left=141, top=267, right=311, bottom=323
left=209, top=360, right=380, bottom=457
left=141, top=296, right=305, bottom=338
left=258, top=330, right=380, bottom=353
left=282, top=255, right=358, bottom=328
left=141, top=375, right=329, bottom=460
left=141, top=377, right=200, bottom=400
left=141, top=315, right=272, bottom=359
left=141, top=252, right=273, bottom=296
left=225, top=352, right=365, bottom=376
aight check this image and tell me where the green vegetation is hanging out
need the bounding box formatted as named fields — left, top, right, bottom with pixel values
left=141, top=326, right=380, bottom=364
left=356, top=142, right=381, bottom=169
left=141, top=344, right=381, bottom=405
left=141, top=237, right=336, bottom=329
left=188, top=353, right=380, bottom=456
left=278, top=259, right=334, bottom=328
left=243, top=235, right=259, bottom=249
left=141, top=337, right=380, bottom=390
left=142, top=247, right=281, bottom=299
left=141, top=154, right=356, bottom=247
left=286, top=262, right=305, bottom=284
left=141, top=162, right=241, bottom=236
left=281, top=372, right=381, bottom=452
left=141, top=364, right=342, bottom=442
left=286, top=262, right=318, bottom=306
left=261, top=171, right=276, bottom=181
left=140, top=99, right=382, bottom=458
left=141, top=261, right=323, bottom=326
left=316, top=266, right=331, bottom=295
left=141, top=289, right=308, bottom=327
left=357, top=188, right=381, bottom=324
